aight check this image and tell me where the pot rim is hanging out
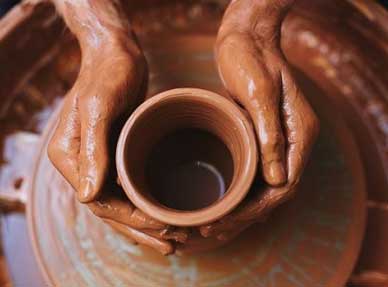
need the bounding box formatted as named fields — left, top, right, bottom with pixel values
left=116, top=88, right=258, bottom=226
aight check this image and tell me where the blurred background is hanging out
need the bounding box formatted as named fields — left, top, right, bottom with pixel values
left=0, top=0, right=386, bottom=16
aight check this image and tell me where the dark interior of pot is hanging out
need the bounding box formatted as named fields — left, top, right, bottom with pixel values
left=123, top=96, right=238, bottom=211
left=146, top=128, right=233, bottom=210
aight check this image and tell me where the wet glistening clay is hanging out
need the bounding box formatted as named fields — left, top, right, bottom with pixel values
left=47, top=0, right=319, bottom=255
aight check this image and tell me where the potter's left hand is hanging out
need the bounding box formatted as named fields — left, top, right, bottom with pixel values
left=201, top=0, right=319, bottom=238
left=48, top=0, right=187, bottom=255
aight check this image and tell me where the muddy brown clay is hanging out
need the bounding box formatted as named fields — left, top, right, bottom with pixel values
left=0, top=0, right=387, bottom=286
left=116, top=88, right=258, bottom=227
left=42, top=0, right=321, bottom=256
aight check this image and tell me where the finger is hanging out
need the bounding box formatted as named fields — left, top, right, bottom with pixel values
left=281, top=68, right=320, bottom=185
left=202, top=68, right=321, bottom=238
left=91, top=191, right=189, bottom=242
left=216, top=34, right=286, bottom=186
left=202, top=169, right=301, bottom=239
left=104, top=219, right=174, bottom=255
left=246, top=69, right=286, bottom=187
left=202, top=68, right=320, bottom=239
left=47, top=92, right=80, bottom=190
left=77, top=59, right=138, bottom=203
left=87, top=191, right=167, bottom=230
left=200, top=173, right=282, bottom=238
left=200, top=215, right=237, bottom=238
left=142, top=227, right=189, bottom=243
left=199, top=199, right=267, bottom=238
left=78, top=95, right=111, bottom=202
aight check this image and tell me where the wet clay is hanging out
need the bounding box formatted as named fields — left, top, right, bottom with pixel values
left=44, top=0, right=319, bottom=255
left=116, top=88, right=257, bottom=228
left=29, top=70, right=367, bottom=286
left=146, top=128, right=234, bottom=211
left=48, top=0, right=148, bottom=203
left=0, top=0, right=387, bottom=285
left=199, top=0, right=321, bottom=238
left=46, top=0, right=181, bottom=255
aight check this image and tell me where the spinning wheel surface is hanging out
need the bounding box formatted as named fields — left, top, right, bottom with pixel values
left=28, top=35, right=366, bottom=287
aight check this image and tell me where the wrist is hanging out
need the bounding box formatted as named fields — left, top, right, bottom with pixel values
left=81, top=31, right=142, bottom=64
left=56, top=0, right=134, bottom=54
left=220, top=0, right=295, bottom=40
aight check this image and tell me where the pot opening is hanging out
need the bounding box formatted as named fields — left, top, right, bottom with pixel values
left=122, top=90, right=253, bottom=222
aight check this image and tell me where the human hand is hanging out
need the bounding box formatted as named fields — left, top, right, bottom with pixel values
left=201, top=0, right=319, bottom=238
left=48, top=0, right=188, bottom=254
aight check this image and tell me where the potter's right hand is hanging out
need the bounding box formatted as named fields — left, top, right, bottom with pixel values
left=48, top=0, right=187, bottom=255
left=201, top=0, right=319, bottom=238
left=216, top=0, right=319, bottom=188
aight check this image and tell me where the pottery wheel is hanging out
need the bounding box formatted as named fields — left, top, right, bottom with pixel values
left=26, top=34, right=366, bottom=287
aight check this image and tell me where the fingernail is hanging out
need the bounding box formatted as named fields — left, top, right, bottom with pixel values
left=267, top=161, right=286, bottom=186
left=78, top=179, right=94, bottom=203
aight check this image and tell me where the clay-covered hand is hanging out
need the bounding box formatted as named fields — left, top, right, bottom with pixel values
left=201, top=0, right=319, bottom=238
left=87, top=188, right=188, bottom=255
left=48, top=0, right=187, bottom=255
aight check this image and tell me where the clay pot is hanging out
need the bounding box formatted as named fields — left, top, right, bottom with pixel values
left=116, top=88, right=257, bottom=226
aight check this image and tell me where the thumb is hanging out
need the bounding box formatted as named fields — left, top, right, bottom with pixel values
left=78, top=99, right=111, bottom=202
left=217, top=34, right=286, bottom=185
